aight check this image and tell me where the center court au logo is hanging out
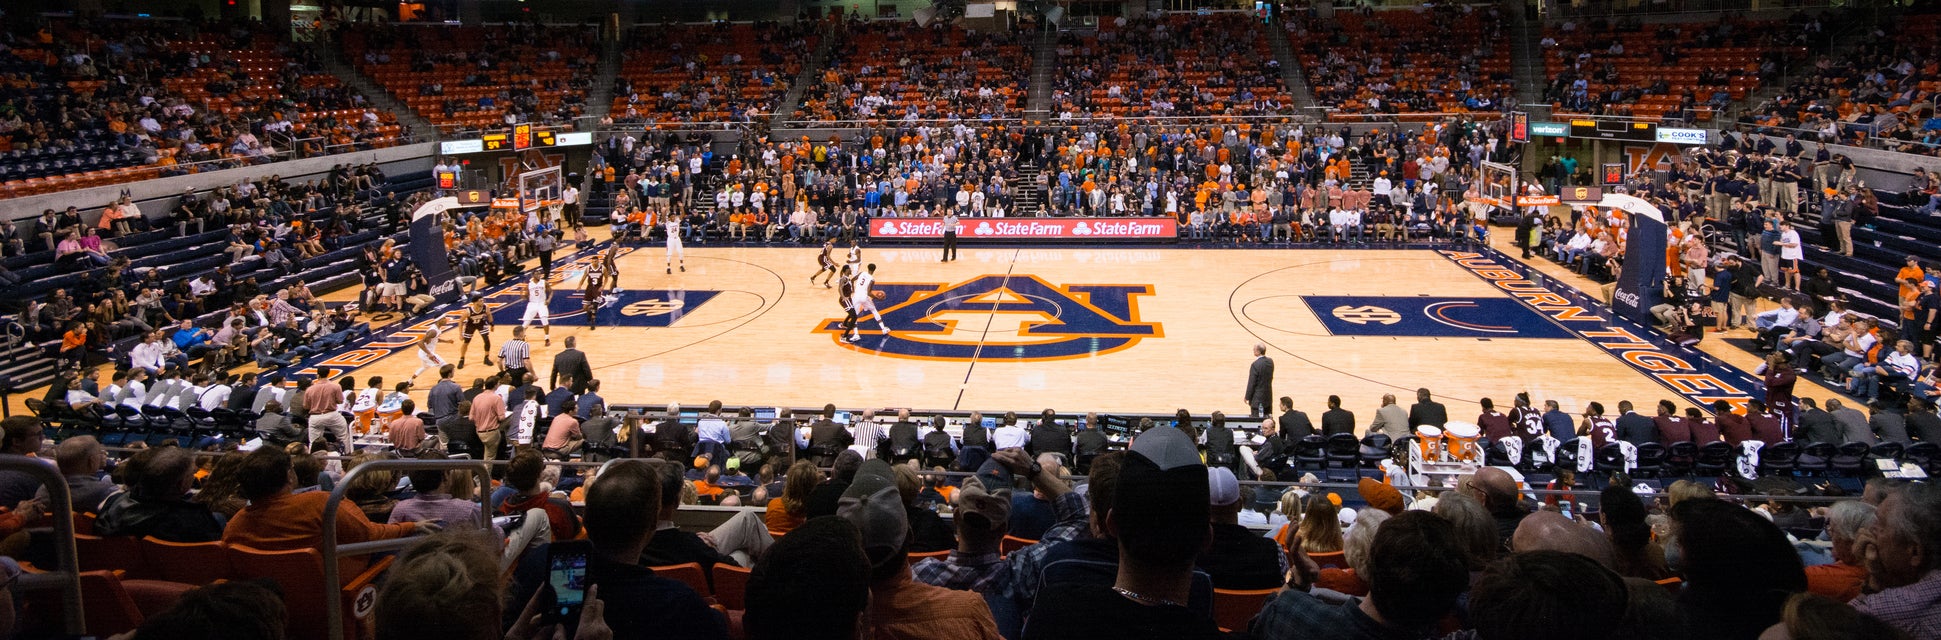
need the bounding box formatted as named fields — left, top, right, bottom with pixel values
left=815, top=274, right=1162, bottom=361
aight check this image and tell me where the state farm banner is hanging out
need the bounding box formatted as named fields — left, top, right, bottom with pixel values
left=869, top=217, right=1178, bottom=241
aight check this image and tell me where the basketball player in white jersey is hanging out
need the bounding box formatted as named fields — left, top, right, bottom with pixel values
left=521, top=272, right=553, bottom=346
left=411, top=317, right=453, bottom=380
left=844, top=242, right=862, bottom=276
left=664, top=210, right=686, bottom=274
left=852, top=263, right=884, bottom=333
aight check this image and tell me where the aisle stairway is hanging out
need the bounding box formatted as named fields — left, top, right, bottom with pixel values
left=1265, top=16, right=1316, bottom=110
left=314, top=41, right=439, bottom=141
left=1507, top=2, right=1546, bottom=111
left=772, top=27, right=834, bottom=123
left=1024, top=27, right=1059, bottom=119
left=1014, top=160, right=1044, bottom=217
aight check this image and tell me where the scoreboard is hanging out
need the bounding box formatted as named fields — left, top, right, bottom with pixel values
left=441, top=129, right=590, bottom=155
left=1569, top=119, right=1658, bottom=142
left=482, top=125, right=556, bottom=152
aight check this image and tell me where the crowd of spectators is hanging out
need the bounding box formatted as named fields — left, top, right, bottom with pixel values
left=1542, top=15, right=1813, bottom=122
left=338, top=22, right=596, bottom=133
left=1289, top=5, right=1516, bottom=116
left=12, top=387, right=1941, bottom=640
left=608, top=21, right=816, bottom=126
left=20, top=164, right=403, bottom=406
left=1736, top=14, right=1941, bottom=156
left=0, top=18, right=402, bottom=196
left=1049, top=14, right=1290, bottom=119
left=593, top=117, right=1519, bottom=247
left=791, top=20, right=1033, bottom=125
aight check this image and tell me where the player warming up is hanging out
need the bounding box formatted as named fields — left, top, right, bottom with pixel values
left=456, top=294, right=494, bottom=369
left=664, top=210, right=686, bottom=274
left=521, top=272, right=553, bottom=347
left=411, top=317, right=453, bottom=380
left=812, top=239, right=839, bottom=288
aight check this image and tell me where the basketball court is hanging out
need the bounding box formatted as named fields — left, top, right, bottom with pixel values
left=312, top=238, right=1811, bottom=420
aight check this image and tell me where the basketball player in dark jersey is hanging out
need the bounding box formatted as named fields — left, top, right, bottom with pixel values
left=812, top=239, right=838, bottom=288
left=583, top=260, right=608, bottom=330
left=1508, top=392, right=1543, bottom=443
left=456, top=295, right=494, bottom=369
left=601, top=244, right=621, bottom=291
left=837, top=264, right=860, bottom=342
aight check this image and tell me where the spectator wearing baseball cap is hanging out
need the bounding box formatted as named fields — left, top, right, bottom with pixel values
left=913, top=458, right=1015, bottom=593
left=1023, top=425, right=1227, bottom=640
left=838, top=459, right=1001, bottom=640
left=1198, top=466, right=1291, bottom=590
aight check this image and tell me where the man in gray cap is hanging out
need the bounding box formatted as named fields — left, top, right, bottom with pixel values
left=1021, top=426, right=1226, bottom=639
left=913, top=457, right=1016, bottom=592
left=838, top=459, right=1002, bottom=640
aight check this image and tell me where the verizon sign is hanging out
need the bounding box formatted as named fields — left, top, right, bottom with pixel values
left=870, top=217, right=1178, bottom=240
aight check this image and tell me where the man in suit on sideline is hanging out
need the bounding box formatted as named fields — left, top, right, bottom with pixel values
left=1322, top=395, right=1356, bottom=436
left=1613, top=400, right=1658, bottom=446
left=1245, top=344, right=1275, bottom=418
left=550, top=335, right=594, bottom=395
left=1408, top=388, right=1448, bottom=428
left=1277, top=397, right=1315, bottom=441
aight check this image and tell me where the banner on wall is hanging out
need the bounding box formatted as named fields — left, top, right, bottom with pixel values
left=1620, top=143, right=1683, bottom=174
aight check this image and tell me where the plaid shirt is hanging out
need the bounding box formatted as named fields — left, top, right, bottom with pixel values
left=1852, top=570, right=1941, bottom=640
left=995, top=491, right=1090, bottom=603
left=1250, top=589, right=1417, bottom=640
left=911, top=551, right=1006, bottom=593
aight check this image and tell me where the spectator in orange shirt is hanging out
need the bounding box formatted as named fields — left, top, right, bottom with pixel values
left=764, top=460, right=817, bottom=534
left=693, top=464, right=730, bottom=505
left=58, top=323, right=87, bottom=368
left=222, top=448, right=431, bottom=574
left=1804, top=500, right=1873, bottom=602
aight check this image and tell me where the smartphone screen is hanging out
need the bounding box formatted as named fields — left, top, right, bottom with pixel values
left=547, top=541, right=590, bottom=623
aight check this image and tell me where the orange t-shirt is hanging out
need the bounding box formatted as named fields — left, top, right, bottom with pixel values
left=763, top=498, right=805, bottom=534
left=1898, top=266, right=1925, bottom=299
left=1804, top=561, right=1867, bottom=602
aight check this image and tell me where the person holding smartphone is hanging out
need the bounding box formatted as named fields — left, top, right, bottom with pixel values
left=507, top=460, right=726, bottom=639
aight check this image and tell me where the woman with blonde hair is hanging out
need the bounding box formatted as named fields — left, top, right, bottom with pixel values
left=1297, top=493, right=1345, bottom=555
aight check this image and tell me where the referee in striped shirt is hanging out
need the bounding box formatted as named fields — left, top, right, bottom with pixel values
left=499, top=325, right=533, bottom=387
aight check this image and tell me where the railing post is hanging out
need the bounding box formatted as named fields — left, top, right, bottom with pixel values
left=0, top=454, right=82, bottom=635
left=321, top=458, right=492, bottom=640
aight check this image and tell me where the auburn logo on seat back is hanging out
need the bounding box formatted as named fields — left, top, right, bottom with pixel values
left=815, top=274, right=1162, bottom=361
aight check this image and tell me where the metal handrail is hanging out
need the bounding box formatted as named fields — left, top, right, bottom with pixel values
left=0, top=454, right=82, bottom=635
left=319, top=458, right=492, bottom=640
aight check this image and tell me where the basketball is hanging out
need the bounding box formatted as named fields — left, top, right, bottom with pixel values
left=871, top=290, right=886, bottom=300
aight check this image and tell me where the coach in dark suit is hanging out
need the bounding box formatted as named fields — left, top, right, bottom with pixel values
left=1614, top=401, right=1658, bottom=446
left=1277, top=397, right=1315, bottom=440
left=550, top=336, right=593, bottom=395
left=1245, top=344, right=1275, bottom=418
left=1408, top=388, right=1448, bottom=428
left=1321, top=395, right=1356, bottom=436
